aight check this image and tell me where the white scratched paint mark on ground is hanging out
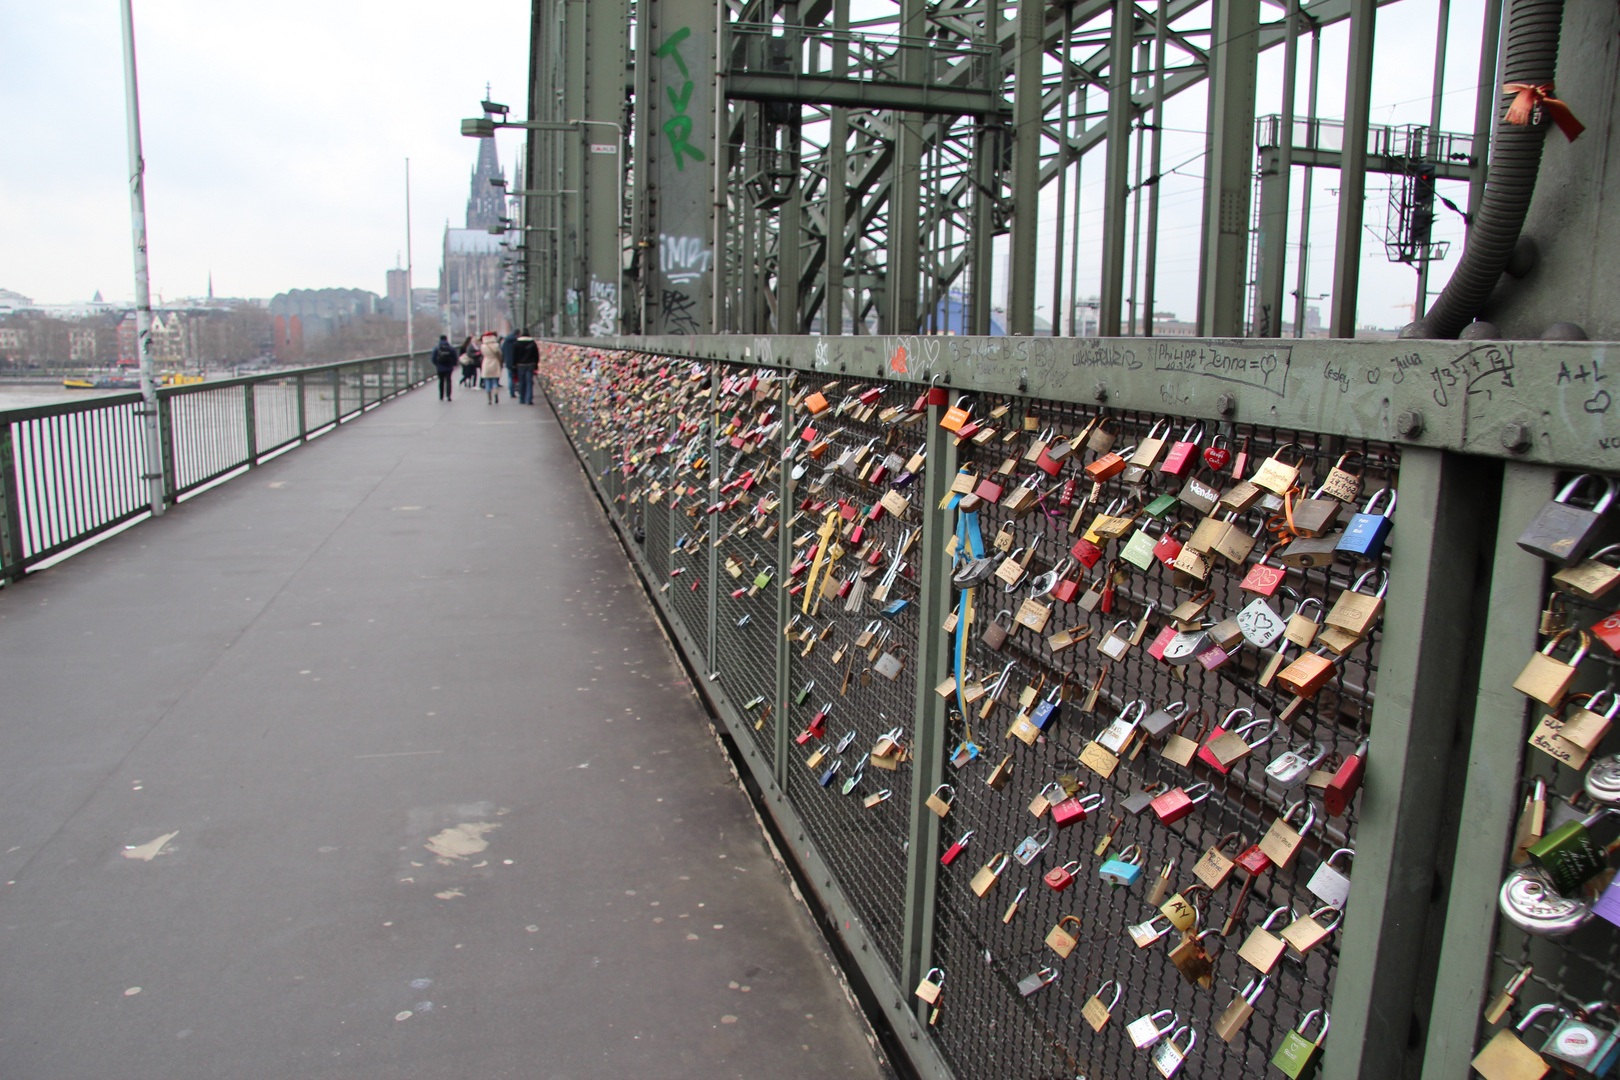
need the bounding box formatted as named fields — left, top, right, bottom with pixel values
left=122, top=831, right=178, bottom=861
left=424, top=822, right=498, bottom=861
left=435, top=888, right=464, bottom=900
left=355, top=751, right=444, bottom=759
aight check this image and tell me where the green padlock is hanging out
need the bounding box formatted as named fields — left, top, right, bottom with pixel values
left=795, top=679, right=816, bottom=706
left=1271, top=1009, right=1329, bottom=1078
left=754, top=565, right=775, bottom=589
left=1120, top=527, right=1159, bottom=571
left=1528, top=809, right=1611, bottom=895
left=1144, top=492, right=1180, bottom=519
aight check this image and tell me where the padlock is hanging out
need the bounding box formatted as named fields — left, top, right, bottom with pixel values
left=1238, top=907, right=1293, bottom=973
left=874, top=647, right=906, bottom=681
left=1044, top=859, right=1082, bottom=892
left=1281, top=530, right=1344, bottom=569
left=1291, top=481, right=1348, bottom=538
left=1527, top=809, right=1611, bottom=895
left=1233, top=596, right=1288, bottom=650
left=981, top=609, right=1013, bottom=652
left=1140, top=700, right=1190, bottom=740
left=1280, top=904, right=1342, bottom=954
left=1588, top=754, right=1620, bottom=809
left=1081, top=980, right=1122, bottom=1031
left=970, top=852, right=1010, bottom=897
left=1160, top=424, right=1204, bottom=477
left=1160, top=884, right=1209, bottom=932
left=941, top=829, right=975, bottom=866
left=1325, top=738, right=1369, bottom=817
left=926, top=784, right=955, bottom=818
left=1215, top=975, right=1270, bottom=1042
left=1160, top=628, right=1213, bottom=666
left=1197, top=710, right=1274, bottom=773
left=1099, top=844, right=1146, bottom=886
left=1144, top=490, right=1180, bottom=519
left=1556, top=544, right=1620, bottom=601
left=1519, top=473, right=1618, bottom=567
left=1045, top=915, right=1083, bottom=958
left=1528, top=701, right=1607, bottom=770
left=1324, top=568, right=1388, bottom=638
left=1097, top=619, right=1134, bottom=661
left=1168, top=926, right=1221, bottom=985
left=1029, top=685, right=1065, bottom=731
left=914, top=966, right=945, bottom=1005
left=1240, top=542, right=1289, bottom=596
left=985, top=752, right=1015, bottom=790
left=1085, top=444, right=1135, bottom=482
left=1252, top=444, right=1303, bottom=494
left=1132, top=420, right=1173, bottom=468
left=1051, top=792, right=1105, bottom=830
left=1513, top=628, right=1591, bottom=707
left=1499, top=866, right=1595, bottom=936
left=818, top=759, right=842, bottom=787
left=1188, top=833, right=1240, bottom=889
left=1285, top=597, right=1324, bottom=648
left=1016, top=967, right=1058, bottom=997
left=841, top=766, right=865, bottom=795
left=1307, top=847, right=1355, bottom=908
left=1126, top=1008, right=1179, bottom=1050
left=1098, top=699, right=1147, bottom=752
left=1150, top=779, right=1214, bottom=825
left=1121, top=522, right=1163, bottom=570
left=1123, top=783, right=1170, bottom=816
left=1161, top=711, right=1208, bottom=768
left=1259, top=800, right=1316, bottom=868
left=1129, top=915, right=1174, bottom=948
left=863, top=788, right=892, bottom=809
left=1336, top=487, right=1397, bottom=561
left=1268, top=741, right=1329, bottom=787
left=1541, top=1004, right=1620, bottom=1076
left=1472, top=1003, right=1558, bottom=1080
left=1014, top=827, right=1053, bottom=865
left=1272, top=1009, right=1331, bottom=1079
left=1484, top=965, right=1536, bottom=1026
left=1151, top=1026, right=1197, bottom=1077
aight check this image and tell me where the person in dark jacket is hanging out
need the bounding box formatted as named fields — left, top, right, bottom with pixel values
left=430, top=335, right=458, bottom=401
left=502, top=330, right=519, bottom=398
left=513, top=335, right=540, bottom=405
left=458, top=336, right=478, bottom=386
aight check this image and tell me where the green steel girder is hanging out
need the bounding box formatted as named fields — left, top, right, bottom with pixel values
left=725, top=71, right=1011, bottom=118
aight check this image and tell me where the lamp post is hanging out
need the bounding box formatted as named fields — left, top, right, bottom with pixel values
left=118, top=0, right=164, bottom=518
left=403, top=157, right=414, bottom=370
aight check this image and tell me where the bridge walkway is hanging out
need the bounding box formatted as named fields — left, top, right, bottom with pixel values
left=0, top=386, right=888, bottom=1080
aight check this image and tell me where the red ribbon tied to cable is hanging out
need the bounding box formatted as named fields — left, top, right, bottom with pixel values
left=1503, top=82, right=1585, bottom=142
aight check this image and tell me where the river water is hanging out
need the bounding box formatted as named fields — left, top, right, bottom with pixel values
left=0, top=386, right=128, bottom=412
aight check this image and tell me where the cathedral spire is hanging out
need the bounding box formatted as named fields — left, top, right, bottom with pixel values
left=465, top=85, right=505, bottom=230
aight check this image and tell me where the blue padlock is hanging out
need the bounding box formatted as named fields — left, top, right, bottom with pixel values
left=819, top=760, right=842, bottom=788
left=1099, top=844, right=1146, bottom=886
left=1029, top=685, right=1064, bottom=731
left=1335, top=488, right=1397, bottom=561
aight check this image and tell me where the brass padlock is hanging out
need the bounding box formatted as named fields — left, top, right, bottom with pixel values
left=1045, top=915, right=1083, bottom=958
left=970, top=853, right=1010, bottom=897
left=1237, top=906, right=1293, bottom=973
left=1512, top=628, right=1590, bottom=707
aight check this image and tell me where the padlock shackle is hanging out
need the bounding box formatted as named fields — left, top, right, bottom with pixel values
left=1167, top=1026, right=1196, bottom=1053
left=1077, top=792, right=1106, bottom=813
left=1117, top=699, right=1147, bottom=724
left=1555, top=472, right=1618, bottom=513
left=1234, top=718, right=1275, bottom=748
left=923, top=966, right=945, bottom=986
left=1541, top=626, right=1591, bottom=666
left=1115, top=843, right=1144, bottom=865
left=1283, top=799, right=1317, bottom=835
left=986, top=853, right=1010, bottom=875
left=1351, top=568, right=1389, bottom=597
left=1223, top=706, right=1254, bottom=727
left=1059, top=859, right=1082, bottom=873
left=1179, top=422, right=1204, bottom=442
left=932, top=783, right=955, bottom=800
left=1327, top=846, right=1355, bottom=869
left=1295, top=1009, right=1330, bottom=1042
left=1361, top=486, right=1397, bottom=517
left=1290, top=596, right=1325, bottom=619
left=1306, top=904, right=1343, bottom=932
left=1261, top=905, right=1294, bottom=930
left=1144, top=419, right=1172, bottom=440
left=1056, top=914, right=1082, bottom=932
left=1146, top=1008, right=1177, bottom=1030
left=1518, top=1002, right=1568, bottom=1032
left=1092, top=979, right=1122, bottom=1010
left=1184, top=782, right=1212, bottom=804
left=954, top=829, right=975, bottom=844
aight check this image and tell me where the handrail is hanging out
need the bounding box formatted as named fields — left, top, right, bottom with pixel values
left=0, top=351, right=430, bottom=584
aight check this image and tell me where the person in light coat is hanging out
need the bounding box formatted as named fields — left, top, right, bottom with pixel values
left=479, top=331, right=503, bottom=403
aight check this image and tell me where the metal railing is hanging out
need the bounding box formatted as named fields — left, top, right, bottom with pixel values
left=0, top=353, right=430, bottom=583
left=540, top=332, right=1620, bottom=1080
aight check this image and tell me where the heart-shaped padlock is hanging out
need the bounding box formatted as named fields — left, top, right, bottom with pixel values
left=1203, top=440, right=1232, bottom=472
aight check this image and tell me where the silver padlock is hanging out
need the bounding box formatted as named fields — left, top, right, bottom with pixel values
left=1126, top=1008, right=1179, bottom=1049
left=1141, top=700, right=1189, bottom=738
left=835, top=729, right=859, bottom=754
left=1151, top=1026, right=1196, bottom=1078
left=1541, top=1002, right=1620, bottom=1074
left=1236, top=596, right=1289, bottom=648
left=1016, top=967, right=1058, bottom=997
left=1306, top=847, right=1354, bottom=909
left=1267, top=741, right=1329, bottom=788
left=1499, top=866, right=1595, bottom=937
left=1587, top=755, right=1620, bottom=807
left=1161, top=629, right=1213, bottom=666
left=1014, top=827, right=1053, bottom=865
left=1098, top=619, right=1134, bottom=660
left=874, top=647, right=906, bottom=681
left=1098, top=699, right=1148, bottom=753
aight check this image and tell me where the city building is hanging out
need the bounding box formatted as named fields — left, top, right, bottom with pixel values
left=439, top=113, right=512, bottom=340
left=268, top=288, right=380, bottom=364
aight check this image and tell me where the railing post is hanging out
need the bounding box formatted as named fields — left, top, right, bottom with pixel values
left=0, top=420, right=23, bottom=584
left=332, top=367, right=341, bottom=422
left=296, top=373, right=307, bottom=442
left=900, top=383, right=956, bottom=1020
left=706, top=361, right=720, bottom=672
left=158, top=393, right=177, bottom=504
left=244, top=382, right=258, bottom=467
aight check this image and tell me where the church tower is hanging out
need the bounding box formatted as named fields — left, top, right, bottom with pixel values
left=465, top=90, right=506, bottom=230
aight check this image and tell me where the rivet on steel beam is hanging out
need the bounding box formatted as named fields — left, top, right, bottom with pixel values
left=1502, top=422, right=1531, bottom=453
left=1397, top=409, right=1426, bottom=439
left=1018, top=374, right=1028, bottom=392
left=1094, top=383, right=1109, bottom=403
left=1216, top=393, right=1236, bottom=416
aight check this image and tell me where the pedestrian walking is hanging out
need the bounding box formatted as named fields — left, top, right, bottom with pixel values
left=430, top=335, right=458, bottom=401
left=459, top=336, right=478, bottom=387
left=502, top=330, right=519, bottom=399
left=479, top=331, right=503, bottom=403
left=513, top=335, right=539, bottom=405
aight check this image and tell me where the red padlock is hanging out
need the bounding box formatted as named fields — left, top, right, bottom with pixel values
left=974, top=477, right=1005, bottom=504
left=867, top=502, right=886, bottom=522
left=1594, top=611, right=1620, bottom=655
left=1159, top=423, right=1204, bottom=477
left=1230, top=436, right=1251, bottom=480
left=1044, top=860, right=1082, bottom=892
left=1150, top=782, right=1211, bottom=825
left=1059, top=478, right=1079, bottom=507
left=1153, top=524, right=1186, bottom=567
left=1050, top=792, right=1104, bottom=830
left=1052, top=575, right=1081, bottom=603
left=1071, top=537, right=1104, bottom=568
left=1147, top=625, right=1179, bottom=662
left=1324, top=738, right=1369, bottom=817
left=1239, top=543, right=1288, bottom=596
left=941, top=829, right=974, bottom=866
left=1195, top=709, right=1273, bottom=774
left=1202, top=435, right=1232, bottom=473
left=1235, top=845, right=1272, bottom=875
left=868, top=464, right=888, bottom=485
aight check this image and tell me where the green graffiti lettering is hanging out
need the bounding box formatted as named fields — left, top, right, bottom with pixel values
left=657, top=28, right=704, bottom=170
left=655, top=26, right=691, bottom=77
left=662, top=115, right=706, bottom=171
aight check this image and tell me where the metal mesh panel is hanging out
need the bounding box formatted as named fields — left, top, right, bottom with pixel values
left=1481, top=472, right=1620, bottom=1048
left=169, top=387, right=251, bottom=491
left=924, top=399, right=1392, bottom=1078
left=304, top=376, right=337, bottom=433
left=775, top=371, right=927, bottom=982
left=254, top=381, right=301, bottom=454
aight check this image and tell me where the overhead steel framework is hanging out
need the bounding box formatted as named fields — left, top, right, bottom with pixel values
left=514, top=0, right=1500, bottom=342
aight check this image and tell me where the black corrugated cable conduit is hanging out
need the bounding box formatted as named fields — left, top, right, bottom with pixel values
left=1403, top=0, right=1566, bottom=339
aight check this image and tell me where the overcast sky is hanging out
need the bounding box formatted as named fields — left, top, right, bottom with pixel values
left=0, top=0, right=531, bottom=305
left=2, top=0, right=1489, bottom=331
